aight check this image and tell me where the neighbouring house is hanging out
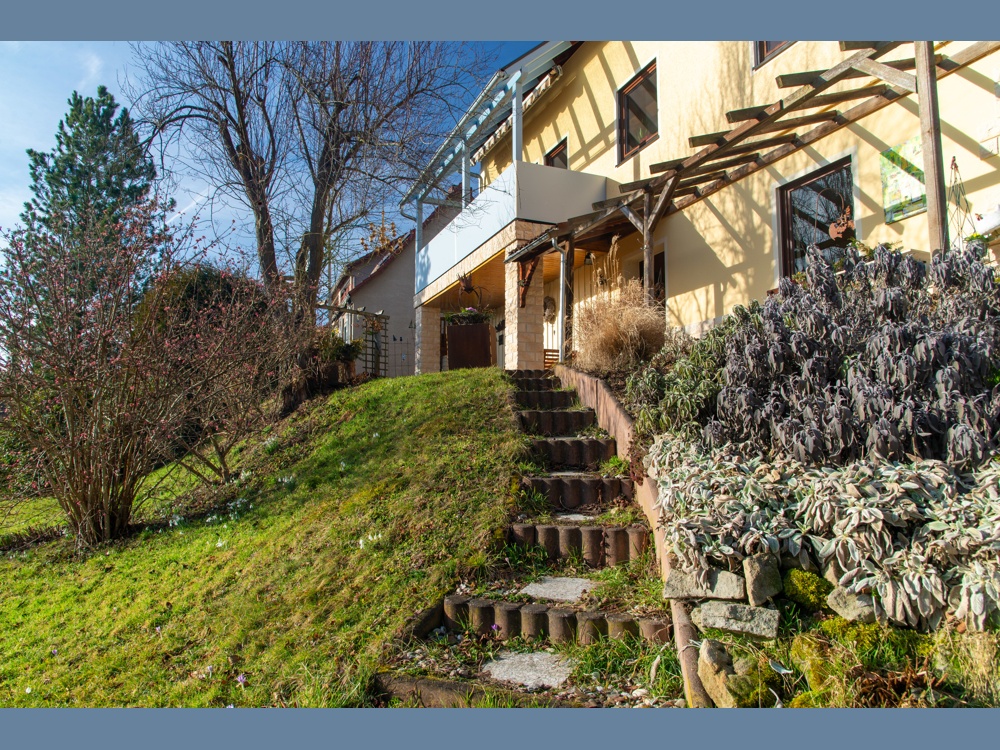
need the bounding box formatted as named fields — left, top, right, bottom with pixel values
left=401, top=41, right=1000, bottom=374
left=331, top=187, right=461, bottom=376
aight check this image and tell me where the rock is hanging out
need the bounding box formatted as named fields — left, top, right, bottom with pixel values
left=696, top=639, right=781, bottom=709
left=822, top=558, right=846, bottom=586
left=697, top=639, right=737, bottom=708
left=662, top=567, right=746, bottom=601
left=743, top=553, right=783, bottom=606
left=826, top=586, right=876, bottom=623
left=520, top=576, right=597, bottom=602
left=698, top=601, right=780, bottom=639
left=481, top=651, right=575, bottom=689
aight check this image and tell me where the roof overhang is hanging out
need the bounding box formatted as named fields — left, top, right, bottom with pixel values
left=399, top=41, right=574, bottom=209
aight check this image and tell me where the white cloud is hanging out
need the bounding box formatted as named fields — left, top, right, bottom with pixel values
left=76, top=50, right=104, bottom=91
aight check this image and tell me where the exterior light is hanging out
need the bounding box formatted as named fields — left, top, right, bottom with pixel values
left=584, top=252, right=594, bottom=266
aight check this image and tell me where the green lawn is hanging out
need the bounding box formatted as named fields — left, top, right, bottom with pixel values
left=0, top=369, right=526, bottom=707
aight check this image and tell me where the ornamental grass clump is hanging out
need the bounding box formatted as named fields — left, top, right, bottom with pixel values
left=574, top=278, right=666, bottom=375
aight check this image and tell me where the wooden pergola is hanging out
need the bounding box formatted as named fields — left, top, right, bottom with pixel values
left=505, top=41, right=1000, bottom=360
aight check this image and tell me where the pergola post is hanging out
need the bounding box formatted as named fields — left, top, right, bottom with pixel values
left=561, top=237, right=574, bottom=362
left=642, top=189, right=654, bottom=303
left=555, top=238, right=565, bottom=359
left=915, top=41, right=949, bottom=254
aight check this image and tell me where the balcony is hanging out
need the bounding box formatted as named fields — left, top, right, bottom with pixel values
left=415, top=161, right=610, bottom=294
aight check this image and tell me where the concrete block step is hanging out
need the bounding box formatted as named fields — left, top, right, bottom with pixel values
left=517, top=409, right=595, bottom=436
left=506, top=369, right=555, bottom=380
left=514, top=390, right=576, bottom=410
left=441, top=595, right=672, bottom=646
left=521, top=473, right=632, bottom=508
left=530, top=436, right=616, bottom=469
left=508, top=522, right=649, bottom=568
left=515, top=377, right=559, bottom=391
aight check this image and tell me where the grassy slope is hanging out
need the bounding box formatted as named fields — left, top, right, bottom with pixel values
left=0, top=369, right=526, bottom=707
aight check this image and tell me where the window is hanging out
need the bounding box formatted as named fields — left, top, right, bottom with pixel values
left=545, top=139, right=568, bottom=169
left=778, top=158, right=856, bottom=277
left=754, top=41, right=791, bottom=67
left=618, top=62, right=657, bottom=162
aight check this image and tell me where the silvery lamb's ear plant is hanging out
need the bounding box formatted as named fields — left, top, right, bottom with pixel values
left=648, top=432, right=1000, bottom=631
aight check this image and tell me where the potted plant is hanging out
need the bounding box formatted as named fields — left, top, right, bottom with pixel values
left=444, top=306, right=496, bottom=369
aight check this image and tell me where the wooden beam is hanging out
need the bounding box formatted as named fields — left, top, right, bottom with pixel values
left=726, top=85, right=889, bottom=123
left=647, top=174, right=679, bottom=232
left=664, top=41, right=1000, bottom=220
left=517, top=256, right=539, bottom=308
left=650, top=150, right=761, bottom=175
left=688, top=112, right=838, bottom=147
left=620, top=203, right=644, bottom=233
left=646, top=156, right=687, bottom=174
left=839, top=41, right=883, bottom=51
left=642, top=190, right=654, bottom=301
left=678, top=171, right=727, bottom=187
left=852, top=58, right=917, bottom=91
left=776, top=57, right=933, bottom=88
left=561, top=237, right=574, bottom=360
left=916, top=41, right=948, bottom=253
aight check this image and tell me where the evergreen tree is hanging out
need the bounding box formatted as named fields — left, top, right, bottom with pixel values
left=20, top=85, right=157, bottom=238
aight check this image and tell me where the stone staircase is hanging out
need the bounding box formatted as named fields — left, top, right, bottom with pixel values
left=377, top=368, right=677, bottom=708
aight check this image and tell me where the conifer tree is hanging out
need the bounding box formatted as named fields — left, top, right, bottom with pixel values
left=20, top=85, right=157, bottom=239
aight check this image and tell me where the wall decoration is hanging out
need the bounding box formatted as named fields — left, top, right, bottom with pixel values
left=880, top=136, right=926, bottom=223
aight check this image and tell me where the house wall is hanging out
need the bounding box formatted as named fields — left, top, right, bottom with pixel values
left=346, top=241, right=418, bottom=376
left=480, top=41, right=1000, bottom=331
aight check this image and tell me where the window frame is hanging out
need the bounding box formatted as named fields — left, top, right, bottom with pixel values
left=617, top=60, right=658, bottom=164
left=545, top=138, right=568, bottom=169
left=753, top=41, right=793, bottom=69
left=777, top=156, right=856, bottom=278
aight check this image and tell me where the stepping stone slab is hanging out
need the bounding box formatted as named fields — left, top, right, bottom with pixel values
left=662, top=568, right=746, bottom=601
left=697, top=601, right=780, bottom=639
left=520, top=576, right=598, bottom=602
left=555, top=513, right=592, bottom=522
left=481, top=651, right=575, bottom=690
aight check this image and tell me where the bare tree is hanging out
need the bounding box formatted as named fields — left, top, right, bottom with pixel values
left=130, top=41, right=491, bottom=323
left=129, top=42, right=289, bottom=293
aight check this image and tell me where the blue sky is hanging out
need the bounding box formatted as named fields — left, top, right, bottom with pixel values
left=0, top=41, right=540, bottom=253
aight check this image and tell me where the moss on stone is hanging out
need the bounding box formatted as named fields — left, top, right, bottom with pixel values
left=782, top=568, right=834, bottom=612
left=818, top=617, right=933, bottom=668
left=789, top=633, right=833, bottom=692
left=726, top=652, right=782, bottom=708
left=788, top=690, right=823, bottom=708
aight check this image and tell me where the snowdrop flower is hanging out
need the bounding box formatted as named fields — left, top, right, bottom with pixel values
left=25, top=687, right=31, bottom=694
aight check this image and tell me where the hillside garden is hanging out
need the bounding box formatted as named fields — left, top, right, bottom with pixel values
left=571, top=242, right=1000, bottom=706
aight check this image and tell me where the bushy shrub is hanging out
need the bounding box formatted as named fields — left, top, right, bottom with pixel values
left=670, top=245, right=1000, bottom=469
left=647, top=433, right=1000, bottom=631
left=573, top=278, right=666, bottom=374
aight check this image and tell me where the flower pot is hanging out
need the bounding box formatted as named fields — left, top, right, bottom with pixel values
left=446, top=322, right=496, bottom=370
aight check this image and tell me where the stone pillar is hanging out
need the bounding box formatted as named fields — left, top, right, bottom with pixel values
left=414, top=304, right=440, bottom=374
left=503, top=256, right=544, bottom=371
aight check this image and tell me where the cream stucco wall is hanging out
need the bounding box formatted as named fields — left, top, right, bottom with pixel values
left=480, top=41, right=1000, bottom=331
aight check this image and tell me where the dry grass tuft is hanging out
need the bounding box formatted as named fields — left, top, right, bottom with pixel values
left=573, top=277, right=665, bottom=375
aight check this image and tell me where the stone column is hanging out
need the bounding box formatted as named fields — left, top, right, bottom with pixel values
left=414, top=304, right=440, bottom=374
left=503, top=257, right=544, bottom=371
